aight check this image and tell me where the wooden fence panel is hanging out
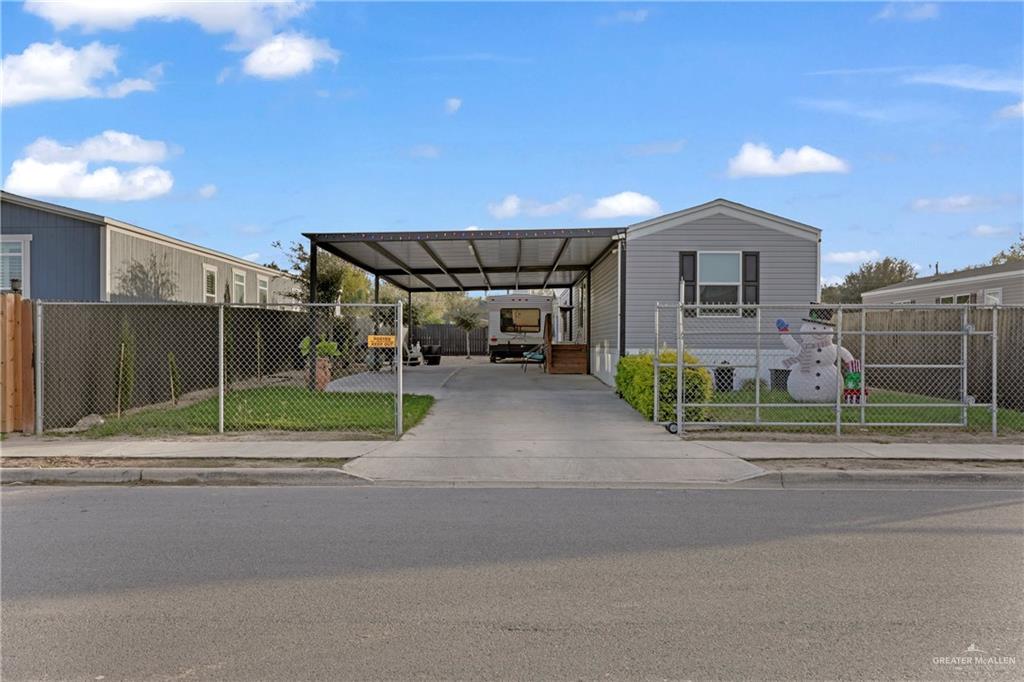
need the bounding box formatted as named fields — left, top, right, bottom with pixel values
left=411, top=324, right=488, bottom=355
left=1, top=293, right=35, bottom=434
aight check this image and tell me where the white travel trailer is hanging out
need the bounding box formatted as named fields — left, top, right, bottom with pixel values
left=486, top=293, right=556, bottom=362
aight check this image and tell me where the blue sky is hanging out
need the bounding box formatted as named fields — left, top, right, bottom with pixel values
left=2, top=1, right=1022, bottom=284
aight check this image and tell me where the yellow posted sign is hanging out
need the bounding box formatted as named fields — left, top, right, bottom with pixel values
left=367, top=335, right=396, bottom=348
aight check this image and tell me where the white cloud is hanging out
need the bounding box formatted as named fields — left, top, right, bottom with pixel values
left=5, top=158, right=173, bottom=201
left=624, top=138, right=686, bottom=157
left=25, top=130, right=170, bottom=164
left=602, top=9, right=650, bottom=24
left=198, top=184, right=218, bottom=199
left=4, top=131, right=174, bottom=201
left=242, top=33, right=339, bottom=79
left=24, top=0, right=307, bottom=47
left=487, top=194, right=579, bottom=219
left=910, top=194, right=1015, bottom=213
left=409, top=144, right=440, bottom=159
left=1, top=41, right=157, bottom=107
left=824, top=250, right=880, bottom=264
left=581, top=191, right=661, bottom=220
left=241, top=252, right=261, bottom=262
left=216, top=67, right=233, bottom=84
left=445, top=97, right=462, bottom=114
left=795, top=98, right=937, bottom=123
left=904, top=65, right=1023, bottom=94
left=970, top=225, right=1011, bottom=238
left=727, top=143, right=850, bottom=178
left=820, top=275, right=845, bottom=287
left=488, top=195, right=521, bottom=219
left=464, top=225, right=480, bottom=231
left=874, top=3, right=939, bottom=22
left=997, top=101, right=1024, bottom=119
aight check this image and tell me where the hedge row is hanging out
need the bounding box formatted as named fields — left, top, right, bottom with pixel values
left=615, top=352, right=713, bottom=422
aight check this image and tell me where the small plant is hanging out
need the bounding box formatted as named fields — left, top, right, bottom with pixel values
left=739, top=378, right=769, bottom=394
left=615, top=351, right=712, bottom=422
left=115, top=316, right=136, bottom=418
left=299, top=335, right=342, bottom=357
left=167, top=351, right=181, bottom=406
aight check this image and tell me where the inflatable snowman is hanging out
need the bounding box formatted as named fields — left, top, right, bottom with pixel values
left=775, top=308, right=853, bottom=402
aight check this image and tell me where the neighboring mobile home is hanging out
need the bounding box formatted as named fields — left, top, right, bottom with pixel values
left=0, top=191, right=296, bottom=303
left=861, top=261, right=1023, bottom=306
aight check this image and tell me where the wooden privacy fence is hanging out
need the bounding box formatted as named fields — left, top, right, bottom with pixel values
left=1, top=293, right=35, bottom=434
left=411, top=324, right=488, bottom=355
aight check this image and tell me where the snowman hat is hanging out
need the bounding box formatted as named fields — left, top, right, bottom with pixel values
left=802, top=304, right=836, bottom=326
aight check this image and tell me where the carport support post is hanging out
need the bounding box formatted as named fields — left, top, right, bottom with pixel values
left=395, top=300, right=404, bottom=439
left=408, top=290, right=413, bottom=342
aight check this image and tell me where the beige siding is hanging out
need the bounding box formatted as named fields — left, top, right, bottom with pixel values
left=108, top=229, right=296, bottom=303
left=862, top=271, right=1024, bottom=306
left=589, top=246, right=619, bottom=385
left=624, top=214, right=819, bottom=351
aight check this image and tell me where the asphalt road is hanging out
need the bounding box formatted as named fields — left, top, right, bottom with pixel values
left=2, top=486, right=1022, bottom=680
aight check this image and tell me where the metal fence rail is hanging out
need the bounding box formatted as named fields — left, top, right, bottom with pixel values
left=35, top=301, right=404, bottom=439
left=651, top=302, right=1023, bottom=437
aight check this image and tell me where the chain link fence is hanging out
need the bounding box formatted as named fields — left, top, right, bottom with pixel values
left=34, top=301, right=407, bottom=438
left=649, top=303, right=1023, bottom=436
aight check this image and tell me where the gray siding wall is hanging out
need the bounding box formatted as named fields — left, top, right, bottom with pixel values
left=1, top=201, right=101, bottom=300
left=624, top=214, right=819, bottom=351
left=862, top=272, right=1024, bottom=306
left=589, top=245, right=620, bottom=385
left=108, top=228, right=296, bottom=303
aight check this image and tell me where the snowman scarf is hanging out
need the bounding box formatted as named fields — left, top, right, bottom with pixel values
left=782, top=336, right=834, bottom=373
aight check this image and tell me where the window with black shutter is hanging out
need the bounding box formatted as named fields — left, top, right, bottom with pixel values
left=679, top=251, right=697, bottom=317
left=741, top=251, right=759, bottom=318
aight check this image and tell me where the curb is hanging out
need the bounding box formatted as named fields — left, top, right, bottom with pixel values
left=0, top=467, right=372, bottom=486
left=746, top=469, right=1024, bottom=489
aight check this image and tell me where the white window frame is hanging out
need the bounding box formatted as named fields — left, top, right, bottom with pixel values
left=0, top=234, right=32, bottom=298
left=232, top=268, right=246, bottom=304
left=257, top=274, right=270, bottom=304
left=695, top=250, right=742, bottom=317
left=983, top=288, right=1002, bottom=305
left=202, top=263, right=218, bottom=303
left=938, top=294, right=971, bottom=305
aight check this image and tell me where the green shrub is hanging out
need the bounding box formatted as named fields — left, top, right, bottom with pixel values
left=616, top=352, right=712, bottom=422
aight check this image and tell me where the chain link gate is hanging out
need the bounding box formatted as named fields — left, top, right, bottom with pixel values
left=34, top=301, right=405, bottom=438
left=651, top=303, right=1022, bottom=437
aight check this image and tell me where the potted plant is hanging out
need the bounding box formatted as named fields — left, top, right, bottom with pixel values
left=300, top=336, right=342, bottom=390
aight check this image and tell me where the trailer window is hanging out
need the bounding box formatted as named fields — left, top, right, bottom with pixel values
left=500, top=308, right=541, bottom=333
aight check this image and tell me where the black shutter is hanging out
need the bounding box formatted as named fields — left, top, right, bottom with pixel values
left=741, top=251, right=759, bottom=318
left=680, top=252, right=697, bottom=317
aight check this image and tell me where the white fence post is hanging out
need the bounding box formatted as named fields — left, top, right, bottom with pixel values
left=961, top=306, right=969, bottom=426
left=217, top=304, right=224, bottom=434
left=991, top=305, right=998, bottom=437
left=34, top=301, right=43, bottom=434
left=859, top=307, right=866, bottom=424
left=835, top=306, right=843, bottom=437
left=754, top=306, right=762, bottom=425
left=395, top=300, right=404, bottom=439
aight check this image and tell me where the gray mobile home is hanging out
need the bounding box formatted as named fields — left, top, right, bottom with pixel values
left=559, top=199, right=821, bottom=385
left=1, top=191, right=296, bottom=303
left=861, top=261, right=1023, bottom=306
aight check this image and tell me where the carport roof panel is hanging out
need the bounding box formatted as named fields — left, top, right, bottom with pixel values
left=305, top=227, right=624, bottom=292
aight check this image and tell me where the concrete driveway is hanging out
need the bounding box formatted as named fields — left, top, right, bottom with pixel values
left=340, top=357, right=763, bottom=484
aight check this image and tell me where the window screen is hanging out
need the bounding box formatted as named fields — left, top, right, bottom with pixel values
left=500, top=308, right=541, bottom=333
left=1, top=241, right=24, bottom=290
left=233, top=271, right=246, bottom=303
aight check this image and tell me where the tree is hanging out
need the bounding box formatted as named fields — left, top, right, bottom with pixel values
left=449, top=298, right=485, bottom=358
left=991, top=235, right=1024, bottom=265
left=821, top=257, right=917, bottom=303
left=268, top=240, right=372, bottom=303
left=115, top=254, right=178, bottom=301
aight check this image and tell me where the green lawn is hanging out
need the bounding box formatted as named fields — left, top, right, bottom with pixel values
left=693, top=386, right=1024, bottom=432
left=80, top=387, right=434, bottom=438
